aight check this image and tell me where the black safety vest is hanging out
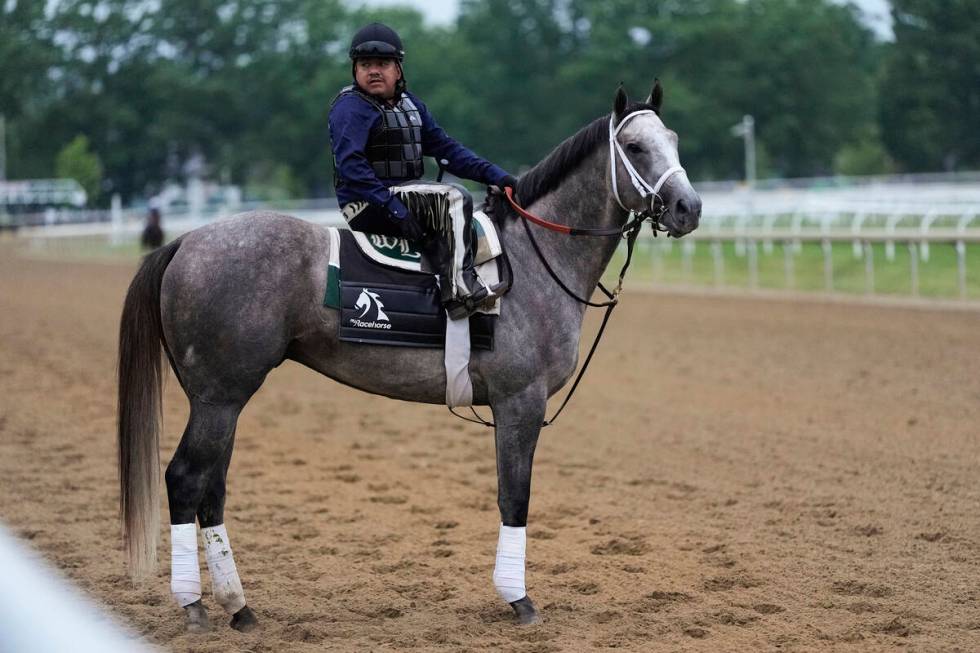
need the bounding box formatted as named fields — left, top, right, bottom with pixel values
left=335, top=85, right=425, bottom=181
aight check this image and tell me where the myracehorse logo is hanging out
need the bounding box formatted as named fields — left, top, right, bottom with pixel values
left=352, top=289, right=392, bottom=329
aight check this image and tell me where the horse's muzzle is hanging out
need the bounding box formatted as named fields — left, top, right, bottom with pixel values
left=665, top=191, right=702, bottom=237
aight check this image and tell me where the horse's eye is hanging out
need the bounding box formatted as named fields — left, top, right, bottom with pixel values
left=625, top=143, right=643, bottom=155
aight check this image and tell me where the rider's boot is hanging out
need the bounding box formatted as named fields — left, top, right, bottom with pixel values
left=420, top=232, right=455, bottom=304
left=420, top=230, right=489, bottom=321
left=453, top=242, right=491, bottom=316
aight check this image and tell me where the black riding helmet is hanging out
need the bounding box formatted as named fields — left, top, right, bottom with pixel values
left=349, top=22, right=407, bottom=95
left=349, top=22, right=405, bottom=62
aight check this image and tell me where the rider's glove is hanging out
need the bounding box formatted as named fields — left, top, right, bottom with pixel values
left=385, top=197, right=425, bottom=242
left=492, top=174, right=521, bottom=207
left=392, top=209, right=424, bottom=242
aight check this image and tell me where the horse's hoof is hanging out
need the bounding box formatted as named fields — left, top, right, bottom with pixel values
left=510, top=596, right=542, bottom=625
left=184, top=600, right=211, bottom=633
left=230, top=605, right=259, bottom=632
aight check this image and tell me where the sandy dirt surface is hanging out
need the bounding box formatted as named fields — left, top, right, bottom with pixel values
left=1, top=245, right=979, bottom=652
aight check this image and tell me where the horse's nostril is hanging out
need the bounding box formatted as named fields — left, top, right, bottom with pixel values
left=676, top=199, right=689, bottom=216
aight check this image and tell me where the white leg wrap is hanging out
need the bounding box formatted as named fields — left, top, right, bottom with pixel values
left=202, top=524, right=246, bottom=614
left=170, top=523, right=201, bottom=607
left=492, top=524, right=527, bottom=603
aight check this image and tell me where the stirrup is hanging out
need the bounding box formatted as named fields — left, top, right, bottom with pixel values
left=445, top=294, right=493, bottom=320
left=444, top=299, right=475, bottom=321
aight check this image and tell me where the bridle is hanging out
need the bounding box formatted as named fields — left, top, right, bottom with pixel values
left=450, top=109, right=689, bottom=429
left=608, top=110, right=686, bottom=223
left=501, top=110, right=686, bottom=239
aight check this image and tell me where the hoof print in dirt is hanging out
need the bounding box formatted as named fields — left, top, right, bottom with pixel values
left=511, top=596, right=542, bottom=625
left=230, top=605, right=259, bottom=632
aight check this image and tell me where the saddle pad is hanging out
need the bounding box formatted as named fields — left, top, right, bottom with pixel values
left=324, top=229, right=495, bottom=350
left=351, top=210, right=503, bottom=272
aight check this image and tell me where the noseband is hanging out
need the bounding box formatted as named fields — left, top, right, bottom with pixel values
left=609, top=110, right=686, bottom=227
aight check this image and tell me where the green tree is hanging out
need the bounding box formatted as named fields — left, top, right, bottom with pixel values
left=659, top=0, right=879, bottom=178
left=834, top=125, right=895, bottom=176
left=1, top=0, right=59, bottom=179
left=879, top=0, right=980, bottom=171
left=55, top=135, right=103, bottom=204
left=0, top=1, right=56, bottom=120
left=5, top=0, right=914, bottom=201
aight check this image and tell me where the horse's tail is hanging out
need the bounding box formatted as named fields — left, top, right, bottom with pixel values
left=118, top=238, right=181, bottom=581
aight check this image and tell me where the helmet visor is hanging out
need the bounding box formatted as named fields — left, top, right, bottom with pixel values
left=350, top=40, right=403, bottom=60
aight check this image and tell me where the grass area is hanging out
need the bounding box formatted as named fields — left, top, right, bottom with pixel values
left=608, top=238, right=980, bottom=299
left=11, top=234, right=146, bottom=262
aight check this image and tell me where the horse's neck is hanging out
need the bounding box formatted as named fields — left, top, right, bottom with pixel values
left=509, top=148, right=624, bottom=301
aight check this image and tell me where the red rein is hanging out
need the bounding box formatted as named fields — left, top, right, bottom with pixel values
left=504, top=187, right=572, bottom=234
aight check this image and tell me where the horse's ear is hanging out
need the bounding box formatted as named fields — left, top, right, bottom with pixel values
left=613, top=85, right=628, bottom=121
left=646, top=79, right=663, bottom=113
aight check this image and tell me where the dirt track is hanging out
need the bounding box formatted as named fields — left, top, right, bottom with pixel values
left=1, top=246, right=979, bottom=652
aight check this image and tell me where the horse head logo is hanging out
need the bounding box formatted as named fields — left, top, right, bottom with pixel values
left=355, top=289, right=389, bottom=322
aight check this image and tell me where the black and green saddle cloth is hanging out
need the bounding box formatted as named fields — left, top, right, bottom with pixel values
left=324, top=229, right=496, bottom=349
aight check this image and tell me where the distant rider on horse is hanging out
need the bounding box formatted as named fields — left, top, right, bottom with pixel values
left=329, top=22, right=517, bottom=319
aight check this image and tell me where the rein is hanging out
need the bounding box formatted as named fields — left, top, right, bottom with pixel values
left=448, top=192, right=649, bottom=430
left=502, top=187, right=640, bottom=238
left=448, top=109, right=686, bottom=429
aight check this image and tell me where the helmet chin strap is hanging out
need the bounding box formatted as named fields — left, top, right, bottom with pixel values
left=609, top=111, right=686, bottom=215
left=395, top=63, right=406, bottom=97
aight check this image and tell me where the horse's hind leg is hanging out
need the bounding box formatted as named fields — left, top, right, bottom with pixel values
left=196, top=426, right=259, bottom=632
left=165, top=400, right=245, bottom=633
left=490, top=389, right=546, bottom=625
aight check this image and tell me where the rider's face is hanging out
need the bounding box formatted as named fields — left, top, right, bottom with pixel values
left=355, top=58, right=400, bottom=100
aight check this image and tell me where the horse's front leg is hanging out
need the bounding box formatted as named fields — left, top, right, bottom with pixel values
left=490, top=387, right=546, bottom=625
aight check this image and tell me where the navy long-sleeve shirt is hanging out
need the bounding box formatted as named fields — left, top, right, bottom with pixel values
left=329, top=88, right=509, bottom=220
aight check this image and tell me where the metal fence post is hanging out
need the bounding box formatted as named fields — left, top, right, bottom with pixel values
left=748, top=239, right=759, bottom=290
left=956, top=240, right=967, bottom=298
left=712, top=240, right=725, bottom=287
left=864, top=241, right=875, bottom=295
left=784, top=240, right=795, bottom=289
left=909, top=242, right=919, bottom=296
left=955, top=211, right=976, bottom=299
left=885, top=212, right=902, bottom=261
left=822, top=239, right=833, bottom=292
left=652, top=239, right=664, bottom=282
left=851, top=211, right=866, bottom=259
left=682, top=241, right=695, bottom=282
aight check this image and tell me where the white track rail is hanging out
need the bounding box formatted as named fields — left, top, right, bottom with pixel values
left=0, top=525, right=152, bottom=652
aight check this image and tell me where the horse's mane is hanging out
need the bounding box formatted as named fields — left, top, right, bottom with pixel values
left=515, top=102, right=658, bottom=207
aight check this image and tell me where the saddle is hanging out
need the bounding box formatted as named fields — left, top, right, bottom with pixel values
left=322, top=207, right=511, bottom=350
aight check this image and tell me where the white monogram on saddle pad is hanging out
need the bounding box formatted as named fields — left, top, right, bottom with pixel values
left=350, top=210, right=504, bottom=277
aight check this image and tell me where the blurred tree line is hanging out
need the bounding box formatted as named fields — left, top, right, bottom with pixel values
left=1, top=0, right=977, bottom=205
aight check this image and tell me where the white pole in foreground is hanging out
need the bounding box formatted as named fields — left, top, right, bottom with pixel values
left=0, top=525, right=153, bottom=652
left=731, top=115, right=757, bottom=255
left=744, top=115, right=756, bottom=189
left=731, top=114, right=756, bottom=189
left=110, top=193, right=123, bottom=245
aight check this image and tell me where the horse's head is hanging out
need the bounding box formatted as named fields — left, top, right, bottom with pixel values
left=609, top=82, right=701, bottom=237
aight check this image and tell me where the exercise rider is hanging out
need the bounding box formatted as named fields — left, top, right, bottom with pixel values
left=329, top=22, right=517, bottom=319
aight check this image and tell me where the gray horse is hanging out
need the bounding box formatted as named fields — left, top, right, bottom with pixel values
left=118, top=82, right=701, bottom=632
